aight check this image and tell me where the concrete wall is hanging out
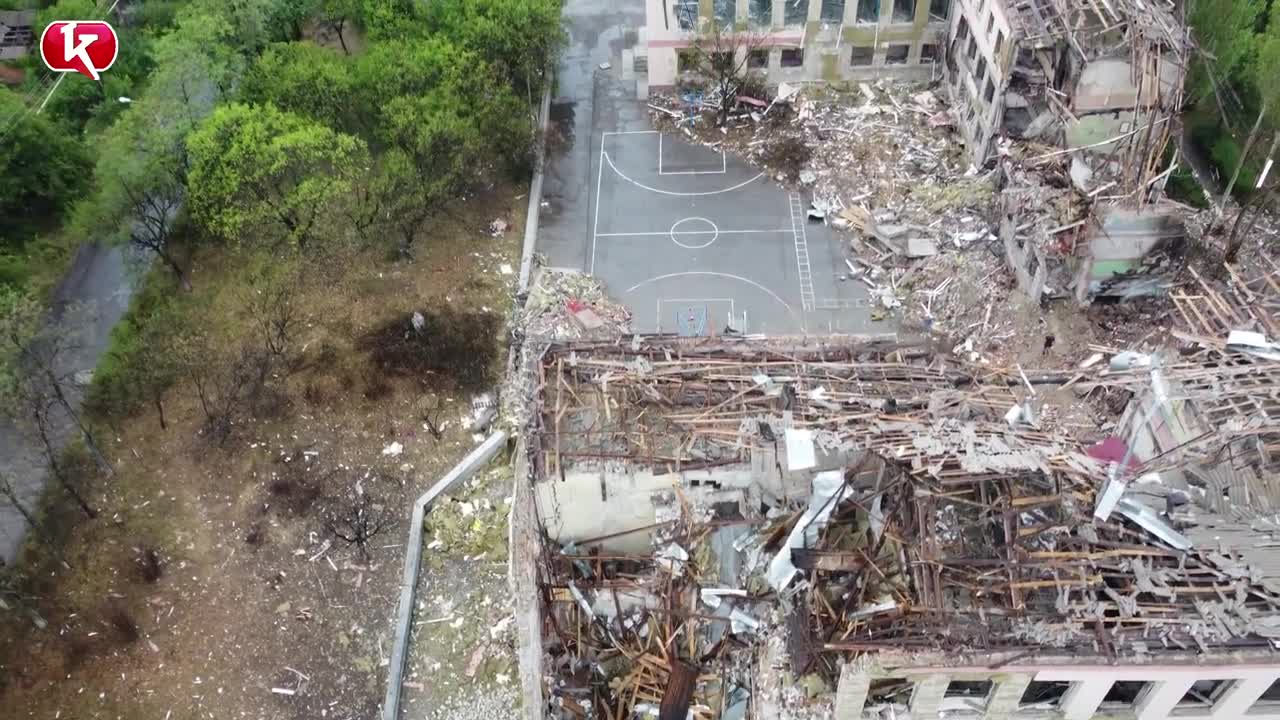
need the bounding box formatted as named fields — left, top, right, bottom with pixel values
left=834, top=661, right=1280, bottom=719
left=945, top=0, right=1016, bottom=165
left=643, top=0, right=951, bottom=89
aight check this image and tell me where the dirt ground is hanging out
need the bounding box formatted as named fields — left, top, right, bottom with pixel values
left=0, top=187, right=523, bottom=720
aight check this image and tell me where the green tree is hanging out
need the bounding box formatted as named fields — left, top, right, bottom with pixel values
left=241, top=42, right=355, bottom=132
left=147, top=3, right=249, bottom=118
left=318, top=0, right=362, bottom=54
left=359, top=0, right=422, bottom=41
left=0, top=89, right=89, bottom=249
left=187, top=103, right=369, bottom=249
left=423, top=0, right=564, bottom=99
left=72, top=100, right=193, bottom=287
left=1188, top=0, right=1262, bottom=103
left=1223, top=3, right=1280, bottom=200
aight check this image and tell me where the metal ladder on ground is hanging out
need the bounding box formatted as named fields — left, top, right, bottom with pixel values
left=789, top=192, right=816, bottom=312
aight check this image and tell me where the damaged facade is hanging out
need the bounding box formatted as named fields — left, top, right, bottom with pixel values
left=641, top=0, right=953, bottom=90
left=945, top=0, right=1192, bottom=305
left=509, top=336, right=1280, bottom=720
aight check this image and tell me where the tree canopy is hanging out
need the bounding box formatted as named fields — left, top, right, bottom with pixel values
left=187, top=103, right=369, bottom=249
left=0, top=89, right=90, bottom=251
left=242, top=42, right=355, bottom=133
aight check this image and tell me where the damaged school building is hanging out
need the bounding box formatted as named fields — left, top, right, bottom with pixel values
left=944, top=0, right=1192, bottom=305
left=507, top=335, right=1280, bottom=720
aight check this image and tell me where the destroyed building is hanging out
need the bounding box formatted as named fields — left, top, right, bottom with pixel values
left=941, top=0, right=1192, bottom=305
left=508, top=336, right=1280, bottom=720
left=640, top=0, right=953, bottom=91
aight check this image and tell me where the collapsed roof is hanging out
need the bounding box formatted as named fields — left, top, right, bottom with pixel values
left=524, top=336, right=1280, bottom=718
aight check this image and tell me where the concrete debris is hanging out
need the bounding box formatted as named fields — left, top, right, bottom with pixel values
left=520, top=269, right=631, bottom=340
left=528, top=337, right=1280, bottom=720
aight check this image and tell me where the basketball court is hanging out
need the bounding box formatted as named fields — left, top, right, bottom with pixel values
left=588, top=129, right=876, bottom=335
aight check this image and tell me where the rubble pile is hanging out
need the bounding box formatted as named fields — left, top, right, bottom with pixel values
left=650, top=82, right=994, bottom=234
left=526, top=337, right=1280, bottom=719
left=519, top=268, right=632, bottom=340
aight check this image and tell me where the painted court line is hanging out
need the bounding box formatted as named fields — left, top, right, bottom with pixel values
left=590, top=132, right=606, bottom=275
left=625, top=271, right=802, bottom=329
left=788, top=192, right=815, bottom=312
left=656, top=298, right=736, bottom=334
left=604, top=151, right=763, bottom=196
left=658, top=132, right=727, bottom=176
left=594, top=229, right=791, bottom=237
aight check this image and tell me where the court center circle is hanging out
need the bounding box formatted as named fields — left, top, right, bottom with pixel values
left=669, top=217, right=719, bottom=249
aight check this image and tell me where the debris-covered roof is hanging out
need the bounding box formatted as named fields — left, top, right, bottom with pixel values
left=527, top=336, right=1280, bottom=720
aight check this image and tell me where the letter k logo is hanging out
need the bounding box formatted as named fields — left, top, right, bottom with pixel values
left=61, top=22, right=102, bottom=80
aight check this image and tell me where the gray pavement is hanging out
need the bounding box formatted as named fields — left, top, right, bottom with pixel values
left=541, top=0, right=876, bottom=335
left=0, top=242, right=137, bottom=563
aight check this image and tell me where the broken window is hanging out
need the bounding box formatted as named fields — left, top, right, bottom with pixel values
left=1102, top=682, right=1149, bottom=706
left=946, top=680, right=994, bottom=699
left=748, top=48, right=770, bottom=68
left=983, top=77, right=995, bottom=103
left=857, top=0, right=879, bottom=22
left=714, top=0, right=736, bottom=26
left=781, top=47, right=804, bottom=66
left=1259, top=680, right=1280, bottom=704
left=892, top=0, right=915, bottom=22
left=994, top=29, right=1004, bottom=56
left=675, top=0, right=699, bottom=30
left=920, top=43, right=938, bottom=62
left=885, top=44, right=909, bottom=64
left=956, top=14, right=969, bottom=40
left=929, top=0, right=949, bottom=20
left=850, top=45, right=874, bottom=65
left=784, top=0, right=809, bottom=24
left=821, top=0, right=845, bottom=22
left=985, top=11, right=994, bottom=35
left=749, top=0, right=773, bottom=26
left=966, top=35, right=977, bottom=61
left=867, top=678, right=913, bottom=706
left=1020, top=681, right=1070, bottom=707
left=976, top=55, right=987, bottom=82
left=1181, top=680, right=1233, bottom=707
left=677, top=49, right=698, bottom=73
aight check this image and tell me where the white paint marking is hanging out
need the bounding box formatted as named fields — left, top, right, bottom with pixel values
left=624, top=271, right=802, bottom=326
left=669, top=217, right=719, bottom=249
left=788, top=192, right=816, bottom=312
left=594, top=229, right=792, bottom=237
left=657, top=131, right=727, bottom=175
left=604, top=151, right=763, bottom=196
left=657, top=298, right=736, bottom=336
left=590, top=132, right=606, bottom=275
left=601, top=130, right=660, bottom=136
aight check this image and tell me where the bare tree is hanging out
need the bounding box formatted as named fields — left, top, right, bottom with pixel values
left=685, top=21, right=769, bottom=125
left=0, top=471, right=39, bottom=531
left=15, top=376, right=96, bottom=519
left=0, top=295, right=113, bottom=477
left=324, top=482, right=390, bottom=561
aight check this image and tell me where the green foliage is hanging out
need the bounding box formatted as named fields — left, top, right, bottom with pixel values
left=187, top=103, right=369, bottom=249
left=241, top=42, right=355, bottom=132
left=1188, top=0, right=1263, bottom=101
left=422, top=0, right=564, bottom=96
left=85, top=273, right=186, bottom=420
left=34, top=0, right=97, bottom=41
left=359, top=0, right=422, bottom=40
left=0, top=89, right=89, bottom=252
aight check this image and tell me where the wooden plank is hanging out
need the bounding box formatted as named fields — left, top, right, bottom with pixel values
left=791, top=548, right=868, bottom=572
left=658, top=661, right=698, bottom=720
